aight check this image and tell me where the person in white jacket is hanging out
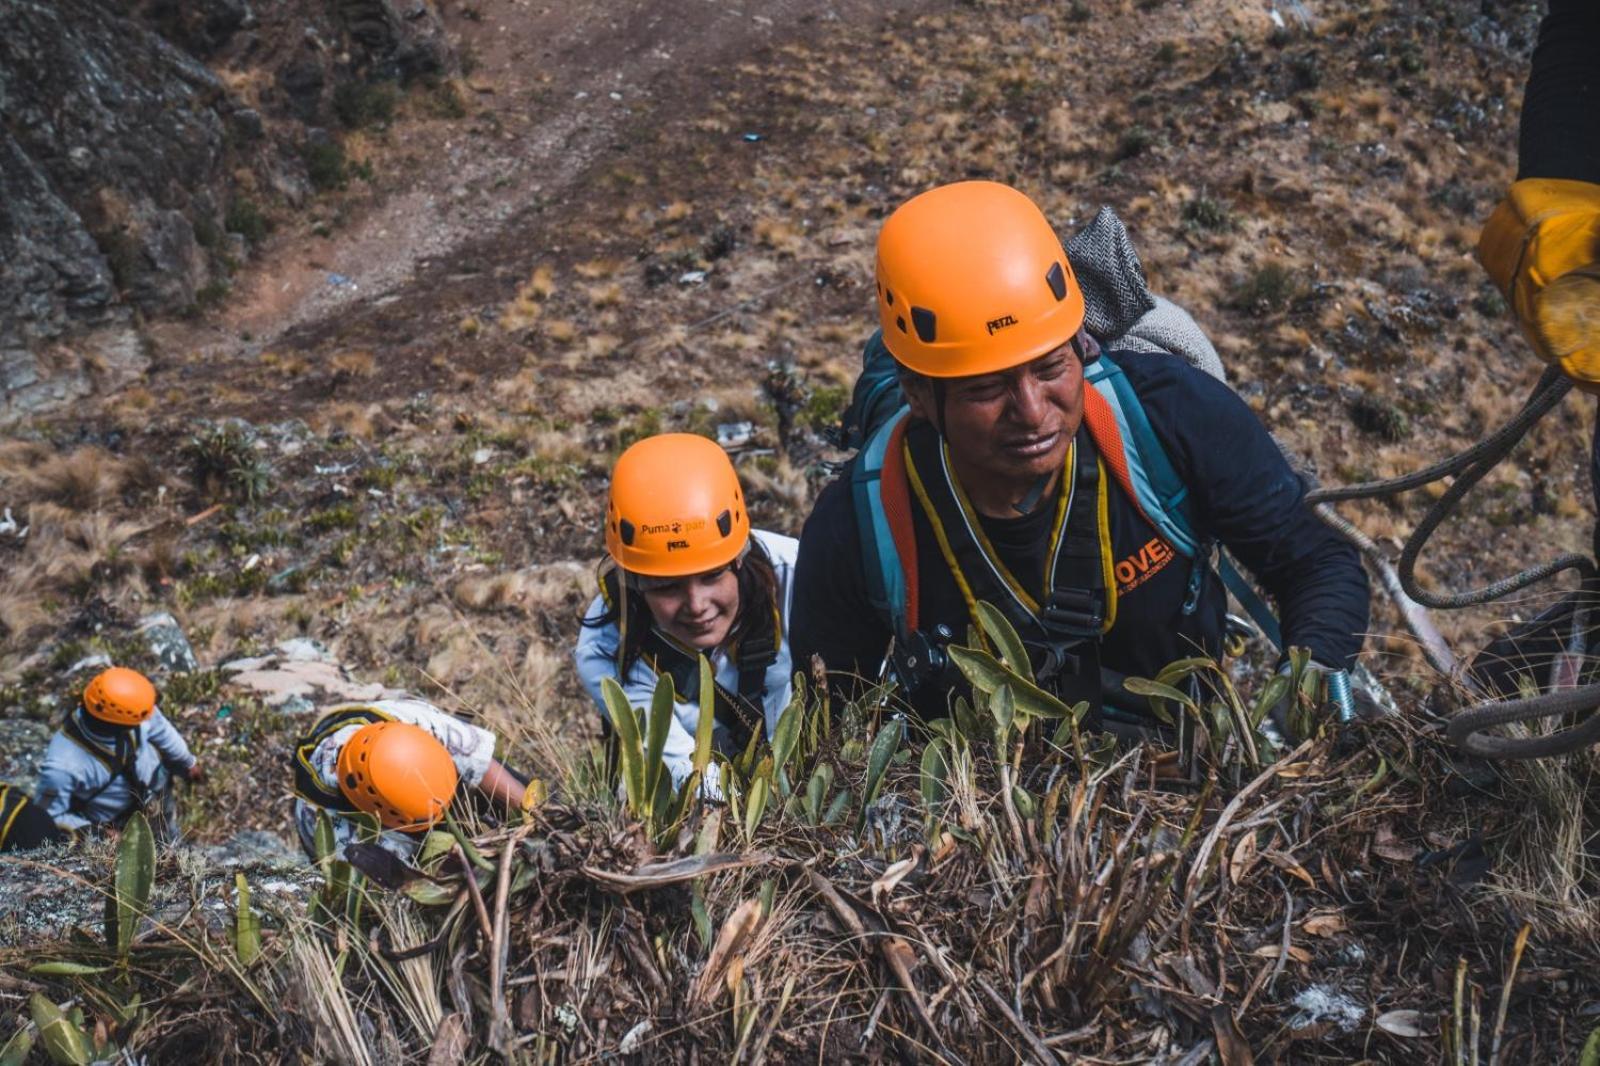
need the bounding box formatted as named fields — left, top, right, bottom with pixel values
left=35, top=667, right=203, bottom=835
left=291, top=697, right=526, bottom=862
left=574, top=434, right=798, bottom=796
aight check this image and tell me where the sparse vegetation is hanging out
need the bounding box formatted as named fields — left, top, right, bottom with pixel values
left=1232, top=260, right=1302, bottom=315
left=302, top=139, right=347, bottom=191
left=224, top=197, right=270, bottom=244
left=185, top=422, right=272, bottom=503
left=332, top=79, right=399, bottom=129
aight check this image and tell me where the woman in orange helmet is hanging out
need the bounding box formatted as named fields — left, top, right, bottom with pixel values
left=575, top=433, right=798, bottom=796
left=291, top=697, right=527, bottom=862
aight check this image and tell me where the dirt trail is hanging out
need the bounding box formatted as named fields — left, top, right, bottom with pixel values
left=152, top=0, right=929, bottom=371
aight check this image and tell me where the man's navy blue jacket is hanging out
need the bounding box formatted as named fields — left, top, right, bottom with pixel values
left=790, top=349, right=1371, bottom=720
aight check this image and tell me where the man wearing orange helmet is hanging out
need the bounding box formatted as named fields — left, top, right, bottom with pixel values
left=792, top=181, right=1370, bottom=727
left=34, top=666, right=203, bottom=834
left=291, top=697, right=527, bottom=861
left=575, top=433, right=798, bottom=794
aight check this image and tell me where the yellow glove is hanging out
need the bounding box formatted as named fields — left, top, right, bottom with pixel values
left=1479, top=178, right=1600, bottom=390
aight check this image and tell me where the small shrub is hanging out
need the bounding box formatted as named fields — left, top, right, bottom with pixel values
left=1113, top=125, right=1156, bottom=162
left=332, top=80, right=399, bottom=129
left=193, top=280, right=230, bottom=311
left=1231, top=261, right=1302, bottom=315
left=186, top=422, right=271, bottom=503
left=302, top=140, right=347, bottom=192
left=225, top=198, right=270, bottom=243
left=1180, top=195, right=1235, bottom=233
left=1066, top=0, right=1091, bottom=22
left=1347, top=391, right=1411, bottom=442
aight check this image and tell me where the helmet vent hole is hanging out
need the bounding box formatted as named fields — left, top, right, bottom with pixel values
left=1046, top=262, right=1067, bottom=301
left=885, top=288, right=895, bottom=307
left=896, top=315, right=907, bottom=334
left=911, top=307, right=937, bottom=343
left=619, top=519, right=636, bottom=546
left=345, top=774, right=359, bottom=789
left=716, top=510, right=732, bottom=537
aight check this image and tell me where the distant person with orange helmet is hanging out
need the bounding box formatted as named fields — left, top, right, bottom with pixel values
left=791, top=182, right=1370, bottom=730
left=34, top=667, right=203, bottom=834
left=575, top=433, right=798, bottom=794
left=291, top=697, right=527, bottom=862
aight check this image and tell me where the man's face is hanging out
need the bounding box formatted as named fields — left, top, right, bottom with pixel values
left=905, top=341, right=1085, bottom=488
left=639, top=562, right=742, bottom=651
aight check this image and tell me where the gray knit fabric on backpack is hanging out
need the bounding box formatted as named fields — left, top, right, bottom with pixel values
left=1064, top=207, right=1225, bottom=384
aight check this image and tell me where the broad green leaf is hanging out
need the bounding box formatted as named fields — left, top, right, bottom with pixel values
left=805, top=763, right=833, bottom=825
left=27, top=962, right=112, bottom=977
left=992, top=683, right=1016, bottom=749
left=692, top=655, right=717, bottom=775
left=758, top=878, right=777, bottom=918
left=112, top=810, right=155, bottom=959
left=857, top=719, right=903, bottom=831
left=743, top=776, right=770, bottom=839
left=234, top=873, right=261, bottom=967
left=417, top=829, right=456, bottom=869
left=1121, top=676, right=1197, bottom=708
left=771, top=698, right=804, bottom=782
left=691, top=886, right=713, bottom=951
left=1152, top=657, right=1218, bottom=687
left=1, top=1020, right=35, bottom=1066
left=1012, top=786, right=1036, bottom=821
left=1251, top=673, right=1292, bottom=729
left=822, top=789, right=851, bottom=826
left=948, top=645, right=1074, bottom=719
left=1578, top=1024, right=1600, bottom=1066
left=953, top=696, right=983, bottom=740
left=28, top=995, right=90, bottom=1066
left=313, top=809, right=337, bottom=867
left=643, top=673, right=675, bottom=810
left=402, top=879, right=460, bottom=907
left=975, top=601, right=1033, bottom=683
left=600, top=678, right=647, bottom=813
left=920, top=739, right=949, bottom=811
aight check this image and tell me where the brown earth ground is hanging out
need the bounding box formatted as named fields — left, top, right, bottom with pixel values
left=3, top=0, right=1598, bottom=1055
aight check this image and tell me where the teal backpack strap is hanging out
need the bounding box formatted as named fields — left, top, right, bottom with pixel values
left=1084, top=354, right=1200, bottom=557
left=1086, top=351, right=1284, bottom=649
left=850, top=408, right=913, bottom=640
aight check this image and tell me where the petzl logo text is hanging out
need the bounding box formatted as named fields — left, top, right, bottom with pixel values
left=986, top=314, right=1018, bottom=335
left=666, top=539, right=690, bottom=551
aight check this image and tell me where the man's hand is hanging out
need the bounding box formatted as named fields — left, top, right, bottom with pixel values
left=185, top=762, right=205, bottom=783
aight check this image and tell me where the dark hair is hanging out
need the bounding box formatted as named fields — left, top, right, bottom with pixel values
left=583, top=537, right=781, bottom=677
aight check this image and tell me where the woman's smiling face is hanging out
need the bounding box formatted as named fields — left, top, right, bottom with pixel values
left=639, top=562, right=742, bottom=650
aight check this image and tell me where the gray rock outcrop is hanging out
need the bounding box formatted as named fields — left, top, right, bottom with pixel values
left=0, top=0, right=455, bottom=424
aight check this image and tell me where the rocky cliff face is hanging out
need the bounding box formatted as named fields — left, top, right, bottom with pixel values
left=0, top=0, right=453, bottom=422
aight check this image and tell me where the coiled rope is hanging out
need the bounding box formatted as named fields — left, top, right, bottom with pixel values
left=1307, top=366, right=1600, bottom=759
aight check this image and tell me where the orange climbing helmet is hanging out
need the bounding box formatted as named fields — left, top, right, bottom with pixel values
left=875, top=181, right=1087, bottom=378
left=82, top=667, right=157, bottom=727
left=335, top=721, right=459, bottom=831
left=604, top=433, right=750, bottom=577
